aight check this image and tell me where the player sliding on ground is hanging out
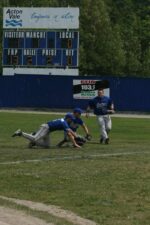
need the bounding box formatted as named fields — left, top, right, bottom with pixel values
left=12, top=113, right=81, bottom=148
left=57, top=108, right=92, bottom=147
left=86, top=88, right=115, bottom=144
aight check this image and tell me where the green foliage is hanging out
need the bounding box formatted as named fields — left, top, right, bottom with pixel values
left=0, top=0, right=149, bottom=76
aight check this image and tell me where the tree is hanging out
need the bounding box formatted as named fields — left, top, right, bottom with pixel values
left=79, top=0, right=126, bottom=75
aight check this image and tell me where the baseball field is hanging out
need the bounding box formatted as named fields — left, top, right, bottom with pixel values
left=0, top=111, right=149, bottom=225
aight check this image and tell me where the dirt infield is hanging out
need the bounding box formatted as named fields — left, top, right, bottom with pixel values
left=0, top=196, right=97, bottom=225
left=0, top=206, right=53, bottom=225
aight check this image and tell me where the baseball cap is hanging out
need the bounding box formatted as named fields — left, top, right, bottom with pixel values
left=65, top=113, right=74, bottom=120
left=73, top=107, right=84, bottom=114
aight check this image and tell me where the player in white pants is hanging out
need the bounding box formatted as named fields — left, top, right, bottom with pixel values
left=22, top=123, right=50, bottom=148
left=12, top=114, right=81, bottom=148
left=97, top=114, right=112, bottom=143
left=86, top=88, right=115, bottom=144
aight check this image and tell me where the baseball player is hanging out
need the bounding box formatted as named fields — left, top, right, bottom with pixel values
left=12, top=113, right=81, bottom=148
left=57, top=108, right=91, bottom=147
left=86, top=88, right=115, bottom=144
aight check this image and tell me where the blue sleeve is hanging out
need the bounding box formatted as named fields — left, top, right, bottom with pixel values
left=63, top=121, right=70, bottom=132
left=78, top=118, right=84, bottom=126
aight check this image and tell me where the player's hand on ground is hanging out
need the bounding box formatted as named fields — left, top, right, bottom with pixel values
left=73, top=144, right=81, bottom=148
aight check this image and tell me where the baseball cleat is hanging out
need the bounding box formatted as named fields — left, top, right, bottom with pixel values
left=28, top=142, right=36, bottom=148
left=105, top=138, right=109, bottom=144
left=12, top=129, right=22, bottom=137
left=100, top=137, right=104, bottom=144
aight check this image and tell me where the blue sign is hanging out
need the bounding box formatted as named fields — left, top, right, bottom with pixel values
left=3, top=30, right=79, bottom=68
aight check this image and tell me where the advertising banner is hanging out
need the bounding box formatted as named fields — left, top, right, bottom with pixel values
left=3, top=7, right=79, bottom=29
left=73, top=80, right=110, bottom=99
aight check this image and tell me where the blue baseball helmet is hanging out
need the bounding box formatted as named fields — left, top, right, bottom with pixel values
left=73, top=107, right=84, bottom=114
left=65, top=113, right=74, bottom=120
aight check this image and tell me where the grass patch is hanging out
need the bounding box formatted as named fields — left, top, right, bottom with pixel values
left=0, top=112, right=150, bottom=225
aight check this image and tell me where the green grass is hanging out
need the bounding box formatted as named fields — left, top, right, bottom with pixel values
left=0, top=112, right=150, bottom=225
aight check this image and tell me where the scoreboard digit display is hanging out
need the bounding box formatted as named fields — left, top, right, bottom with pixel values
left=3, top=30, right=79, bottom=68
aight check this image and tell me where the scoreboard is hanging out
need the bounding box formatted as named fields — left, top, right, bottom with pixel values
left=3, top=30, right=79, bottom=68
left=3, top=7, right=79, bottom=75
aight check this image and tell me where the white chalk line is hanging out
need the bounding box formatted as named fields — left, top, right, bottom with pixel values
left=0, top=151, right=150, bottom=165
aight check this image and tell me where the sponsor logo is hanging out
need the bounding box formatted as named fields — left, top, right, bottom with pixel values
left=5, top=9, right=23, bottom=27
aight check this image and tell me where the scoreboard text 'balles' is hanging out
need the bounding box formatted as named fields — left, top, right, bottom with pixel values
left=3, top=8, right=79, bottom=76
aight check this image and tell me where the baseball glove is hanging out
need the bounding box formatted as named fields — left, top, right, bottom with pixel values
left=85, top=134, right=92, bottom=141
left=75, top=135, right=86, bottom=146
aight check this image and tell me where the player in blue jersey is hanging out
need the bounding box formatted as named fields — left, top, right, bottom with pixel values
left=57, top=108, right=91, bottom=147
left=12, top=113, right=81, bottom=148
left=86, top=88, right=115, bottom=144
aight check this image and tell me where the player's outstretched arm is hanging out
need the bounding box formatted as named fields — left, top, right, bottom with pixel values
left=81, top=124, right=92, bottom=140
left=67, top=130, right=81, bottom=148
